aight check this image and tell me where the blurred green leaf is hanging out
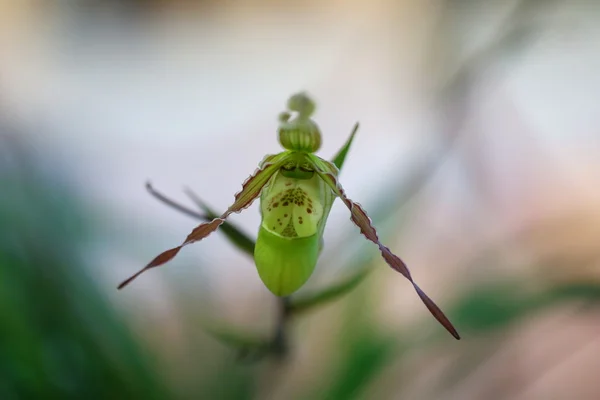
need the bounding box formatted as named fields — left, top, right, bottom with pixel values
left=448, top=280, right=600, bottom=336
left=331, top=123, right=359, bottom=171
left=203, top=324, right=269, bottom=350
left=201, top=359, right=256, bottom=400
left=313, top=281, right=397, bottom=400
left=321, top=333, right=395, bottom=400
left=145, top=182, right=256, bottom=257
left=547, top=282, right=600, bottom=303
left=183, top=187, right=256, bottom=256
left=288, top=268, right=370, bottom=314
left=449, top=281, right=536, bottom=333
left=0, top=138, right=169, bottom=399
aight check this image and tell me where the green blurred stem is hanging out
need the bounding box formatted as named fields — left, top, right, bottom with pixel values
left=271, top=297, right=290, bottom=359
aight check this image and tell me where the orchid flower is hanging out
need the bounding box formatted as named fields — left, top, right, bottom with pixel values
left=118, top=93, right=460, bottom=340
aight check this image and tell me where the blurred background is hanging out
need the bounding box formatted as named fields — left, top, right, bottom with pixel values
left=1, top=0, right=600, bottom=399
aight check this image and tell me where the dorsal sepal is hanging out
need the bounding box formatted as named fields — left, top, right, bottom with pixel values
left=278, top=92, right=322, bottom=153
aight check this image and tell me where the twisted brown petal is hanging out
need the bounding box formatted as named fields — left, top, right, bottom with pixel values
left=310, top=156, right=460, bottom=340
left=118, top=153, right=289, bottom=289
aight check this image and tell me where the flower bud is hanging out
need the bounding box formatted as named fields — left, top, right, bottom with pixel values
left=278, top=93, right=322, bottom=153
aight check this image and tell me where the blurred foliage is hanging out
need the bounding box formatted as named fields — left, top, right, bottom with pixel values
left=322, top=331, right=395, bottom=400
left=288, top=268, right=370, bottom=315
left=0, top=136, right=168, bottom=399
left=450, top=280, right=600, bottom=335
left=320, top=304, right=396, bottom=400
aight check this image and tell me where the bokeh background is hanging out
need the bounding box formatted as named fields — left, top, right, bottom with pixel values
left=2, top=0, right=600, bottom=399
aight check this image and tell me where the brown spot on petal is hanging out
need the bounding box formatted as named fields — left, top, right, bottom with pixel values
left=307, top=208, right=312, bottom=214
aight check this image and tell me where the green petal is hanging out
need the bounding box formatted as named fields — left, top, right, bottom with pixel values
left=254, top=226, right=320, bottom=297
left=331, top=123, right=359, bottom=171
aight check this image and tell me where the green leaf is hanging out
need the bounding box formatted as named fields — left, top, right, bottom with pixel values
left=331, top=123, right=359, bottom=171
left=184, top=188, right=255, bottom=256
left=0, top=138, right=169, bottom=399
left=203, top=323, right=287, bottom=363
left=288, top=268, right=370, bottom=314
left=449, top=281, right=535, bottom=333
left=547, top=282, right=600, bottom=303
left=322, top=333, right=395, bottom=400
left=448, top=281, right=600, bottom=336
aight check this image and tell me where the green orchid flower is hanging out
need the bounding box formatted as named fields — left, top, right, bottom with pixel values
left=118, top=92, right=460, bottom=340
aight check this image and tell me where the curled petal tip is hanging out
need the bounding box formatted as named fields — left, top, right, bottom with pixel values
left=287, top=92, right=315, bottom=117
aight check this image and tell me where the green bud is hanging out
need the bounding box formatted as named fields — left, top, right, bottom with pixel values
left=278, top=92, right=322, bottom=153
